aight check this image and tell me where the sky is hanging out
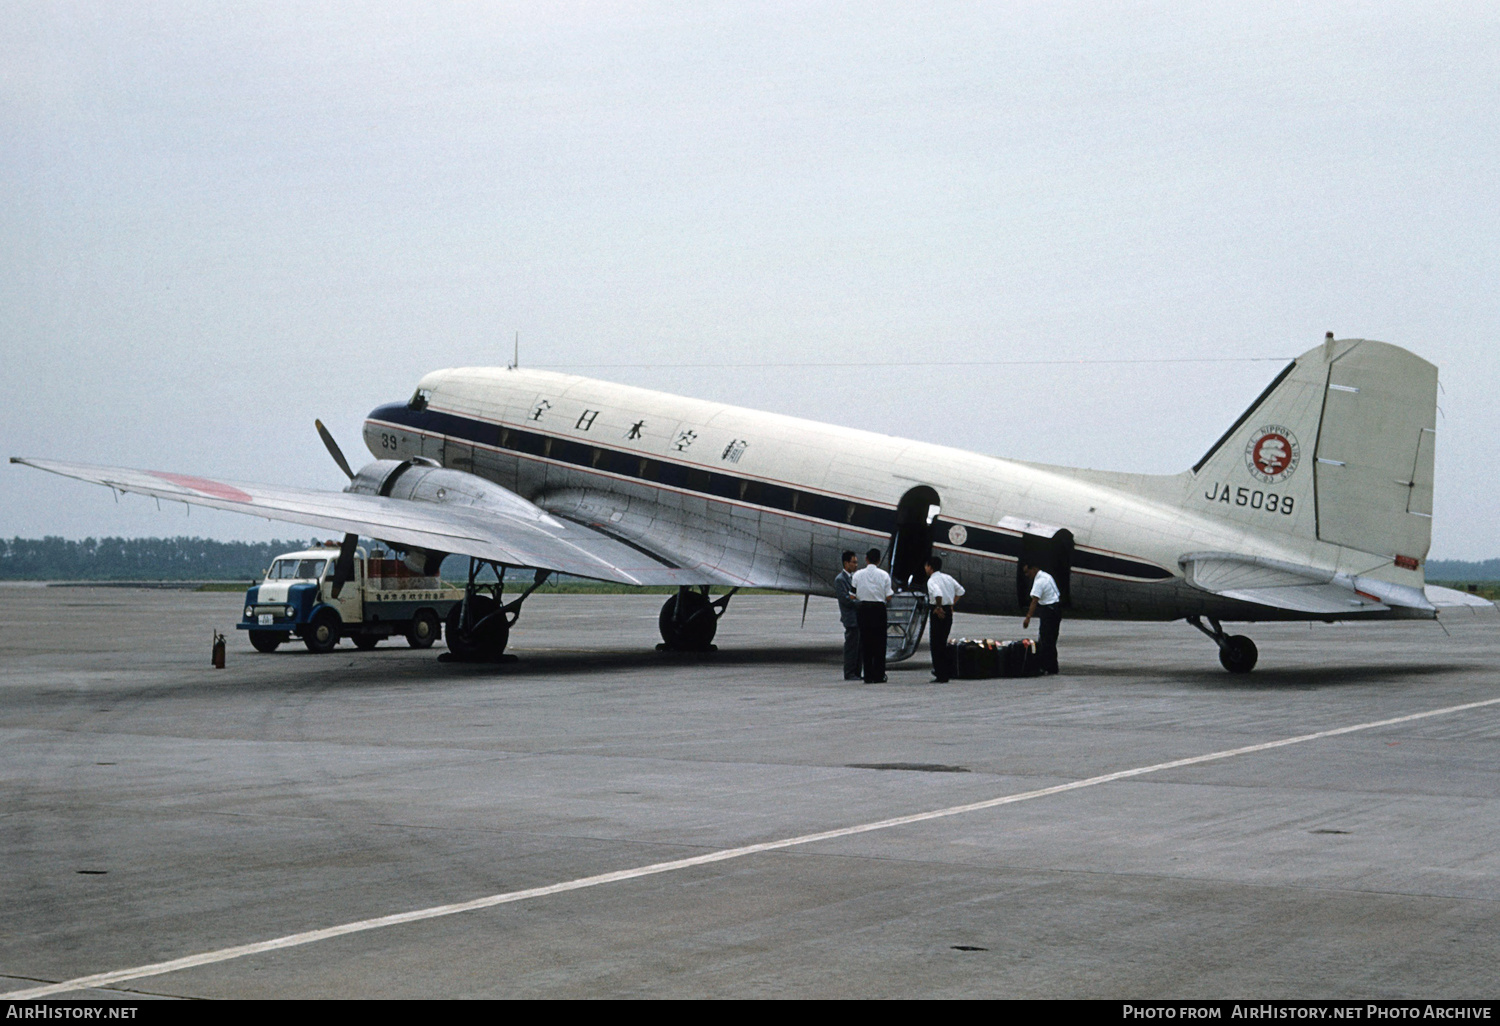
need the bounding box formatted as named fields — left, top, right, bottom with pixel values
left=2, top=2, right=1496, bottom=557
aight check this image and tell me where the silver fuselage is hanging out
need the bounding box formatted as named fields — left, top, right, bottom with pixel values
left=364, top=366, right=1428, bottom=623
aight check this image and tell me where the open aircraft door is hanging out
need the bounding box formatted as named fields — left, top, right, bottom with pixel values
left=889, top=486, right=941, bottom=591
left=1001, top=516, right=1073, bottom=611
left=886, top=486, right=940, bottom=661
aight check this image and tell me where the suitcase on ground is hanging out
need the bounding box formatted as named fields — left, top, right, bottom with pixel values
left=950, top=641, right=991, bottom=679
left=951, top=640, right=1002, bottom=679
left=1000, top=639, right=1041, bottom=678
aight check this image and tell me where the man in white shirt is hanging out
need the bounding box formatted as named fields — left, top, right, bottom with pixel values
left=1021, top=562, right=1063, bottom=674
left=924, top=556, right=965, bottom=682
left=850, top=547, right=893, bottom=683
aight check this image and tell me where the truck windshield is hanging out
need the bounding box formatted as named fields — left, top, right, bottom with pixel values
left=268, top=559, right=328, bottom=580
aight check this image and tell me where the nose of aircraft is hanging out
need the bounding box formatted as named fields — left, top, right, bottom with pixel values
left=363, top=400, right=410, bottom=459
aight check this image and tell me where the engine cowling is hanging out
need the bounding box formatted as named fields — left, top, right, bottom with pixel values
left=345, top=457, right=438, bottom=498
left=343, top=459, right=561, bottom=571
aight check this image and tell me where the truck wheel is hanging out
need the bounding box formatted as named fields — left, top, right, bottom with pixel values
left=304, top=609, right=342, bottom=653
left=445, top=597, right=509, bottom=660
left=248, top=631, right=283, bottom=653
left=407, top=609, right=440, bottom=649
left=353, top=634, right=380, bottom=651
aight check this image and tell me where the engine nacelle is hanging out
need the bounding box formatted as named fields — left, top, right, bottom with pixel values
left=345, top=457, right=438, bottom=498
left=345, top=457, right=558, bottom=572
left=345, top=458, right=560, bottom=523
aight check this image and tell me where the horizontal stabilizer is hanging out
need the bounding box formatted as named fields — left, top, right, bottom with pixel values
left=1424, top=584, right=1496, bottom=610
left=1180, top=551, right=1434, bottom=616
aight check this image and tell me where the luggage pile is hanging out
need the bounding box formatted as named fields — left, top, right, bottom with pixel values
left=949, top=637, right=1041, bottom=679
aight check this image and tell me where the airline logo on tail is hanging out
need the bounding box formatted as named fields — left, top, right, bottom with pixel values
left=1244, top=426, right=1300, bottom=484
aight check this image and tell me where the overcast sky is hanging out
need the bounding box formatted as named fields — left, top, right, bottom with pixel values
left=3, top=2, right=1496, bottom=557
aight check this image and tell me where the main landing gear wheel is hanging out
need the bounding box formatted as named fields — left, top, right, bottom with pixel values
left=445, top=596, right=510, bottom=661
left=303, top=609, right=342, bottom=653
left=658, top=586, right=736, bottom=651
left=1218, top=635, right=1258, bottom=674
left=439, top=561, right=549, bottom=663
left=1187, top=615, right=1258, bottom=674
left=406, top=608, right=440, bottom=649
left=248, top=630, right=283, bottom=653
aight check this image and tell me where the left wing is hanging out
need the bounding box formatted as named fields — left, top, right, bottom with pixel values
left=11, top=458, right=739, bottom=587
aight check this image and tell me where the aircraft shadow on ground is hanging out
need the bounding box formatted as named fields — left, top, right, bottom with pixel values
left=226, top=642, right=847, bottom=686
left=227, top=644, right=1477, bottom=691
left=445, top=644, right=848, bottom=675
left=1128, top=662, right=1475, bottom=690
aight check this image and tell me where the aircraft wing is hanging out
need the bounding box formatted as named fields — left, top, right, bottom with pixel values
left=1179, top=551, right=1434, bottom=616
left=11, top=458, right=737, bottom=587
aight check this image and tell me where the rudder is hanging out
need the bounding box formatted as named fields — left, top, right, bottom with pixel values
left=1312, top=340, right=1436, bottom=564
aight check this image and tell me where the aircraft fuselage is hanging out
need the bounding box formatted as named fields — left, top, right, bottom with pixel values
left=363, top=367, right=1425, bottom=623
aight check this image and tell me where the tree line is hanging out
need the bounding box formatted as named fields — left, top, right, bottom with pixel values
left=1425, top=559, right=1500, bottom=582
left=0, top=536, right=318, bottom=581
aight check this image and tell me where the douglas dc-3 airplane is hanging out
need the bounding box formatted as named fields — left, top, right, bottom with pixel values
left=14, top=335, right=1475, bottom=672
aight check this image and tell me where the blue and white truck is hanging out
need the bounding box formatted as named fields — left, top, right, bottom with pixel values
left=238, top=544, right=461, bottom=653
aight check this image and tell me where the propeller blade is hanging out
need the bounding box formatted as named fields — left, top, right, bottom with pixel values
left=330, top=532, right=359, bottom=599
left=315, top=419, right=355, bottom=480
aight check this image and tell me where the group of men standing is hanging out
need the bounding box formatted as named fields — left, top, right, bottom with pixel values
left=835, top=549, right=1062, bottom=682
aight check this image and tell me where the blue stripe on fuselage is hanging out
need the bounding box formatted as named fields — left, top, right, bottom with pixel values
left=365, top=401, right=1173, bottom=581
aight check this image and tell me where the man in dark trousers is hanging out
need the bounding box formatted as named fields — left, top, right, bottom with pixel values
left=1022, top=562, right=1063, bottom=675
left=850, top=548, right=893, bottom=683
left=924, top=556, right=965, bottom=682
left=834, top=550, right=862, bottom=681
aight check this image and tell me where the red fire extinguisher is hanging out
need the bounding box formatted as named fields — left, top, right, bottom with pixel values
left=212, top=630, right=226, bottom=669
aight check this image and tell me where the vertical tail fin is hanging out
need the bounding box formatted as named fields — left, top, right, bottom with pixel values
left=1191, top=338, right=1437, bottom=566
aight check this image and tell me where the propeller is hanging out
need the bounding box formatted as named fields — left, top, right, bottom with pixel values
left=313, top=421, right=359, bottom=598
left=330, top=532, right=359, bottom=599
left=315, top=419, right=355, bottom=481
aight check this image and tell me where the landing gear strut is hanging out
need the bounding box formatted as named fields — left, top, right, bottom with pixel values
left=658, top=586, right=737, bottom=651
left=1187, top=615, right=1259, bottom=673
left=442, top=560, right=551, bottom=662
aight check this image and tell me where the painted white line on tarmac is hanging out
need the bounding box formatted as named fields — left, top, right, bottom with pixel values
left=8, top=694, right=1500, bottom=1000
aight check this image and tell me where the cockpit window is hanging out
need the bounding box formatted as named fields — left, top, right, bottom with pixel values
left=408, top=388, right=431, bottom=411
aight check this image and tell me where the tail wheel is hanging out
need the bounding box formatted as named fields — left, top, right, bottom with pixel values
left=248, top=631, right=283, bottom=653
left=406, top=608, right=440, bottom=649
left=1219, top=635, right=1259, bottom=674
left=445, top=596, right=510, bottom=660
left=303, top=609, right=342, bottom=654
left=658, top=590, right=717, bottom=649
